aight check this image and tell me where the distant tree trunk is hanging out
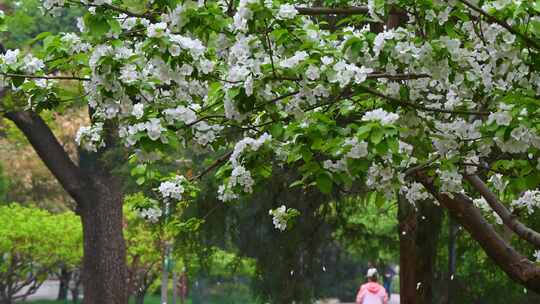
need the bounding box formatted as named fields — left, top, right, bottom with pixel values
left=135, top=293, right=145, bottom=304
left=57, top=268, right=71, bottom=301
left=398, top=196, right=443, bottom=304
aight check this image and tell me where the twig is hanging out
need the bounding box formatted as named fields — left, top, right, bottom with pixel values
left=191, top=151, right=233, bottom=181
left=1, top=72, right=90, bottom=81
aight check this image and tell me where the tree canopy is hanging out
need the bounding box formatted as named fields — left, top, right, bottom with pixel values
left=2, top=0, right=540, bottom=300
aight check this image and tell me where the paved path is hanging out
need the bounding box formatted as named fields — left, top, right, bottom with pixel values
left=22, top=280, right=400, bottom=303
left=340, top=293, right=399, bottom=304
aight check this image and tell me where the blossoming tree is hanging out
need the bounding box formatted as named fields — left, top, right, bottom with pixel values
left=2, top=0, right=540, bottom=303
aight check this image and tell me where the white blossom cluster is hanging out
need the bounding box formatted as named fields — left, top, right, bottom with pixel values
left=323, top=137, right=368, bottom=174
left=473, top=197, right=503, bottom=225
left=138, top=207, right=162, bottom=223
left=158, top=175, right=186, bottom=201
left=438, top=170, right=462, bottom=193
left=361, top=108, right=399, bottom=125
left=218, top=133, right=272, bottom=201
left=268, top=205, right=288, bottom=231
left=401, top=182, right=431, bottom=205
left=75, top=123, right=105, bottom=152
left=0, top=49, right=45, bottom=74
left=366, top=162, right=395, bottom=200
left=511, top=190, right=540, bottom=215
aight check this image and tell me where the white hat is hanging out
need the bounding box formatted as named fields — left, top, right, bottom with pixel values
left=366, top=268, right=378, bottom=278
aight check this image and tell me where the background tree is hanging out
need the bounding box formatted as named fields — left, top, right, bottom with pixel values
left=0, top=204, right=82, bottom=304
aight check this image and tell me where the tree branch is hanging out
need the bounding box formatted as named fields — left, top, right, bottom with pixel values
left=415, top=171, right=540, bottom=290
left=191, top=151, right=233, bottom=181
left=359, top=85, right=491, bottom=116
left=296, top=6, right=369, bottom=16
left=464, top=174, right=540, bottom=248
left=454, top=0, right=540, bottom=50
left=1, top=72, right=90, bottom=81
left=4, top=111, right=88, bottom=203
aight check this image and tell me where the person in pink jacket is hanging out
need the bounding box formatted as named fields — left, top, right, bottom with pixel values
left=356, top=268, right=389, bottom=304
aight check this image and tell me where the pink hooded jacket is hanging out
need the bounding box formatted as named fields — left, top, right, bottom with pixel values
left=355, top=282, right=388, bottom=304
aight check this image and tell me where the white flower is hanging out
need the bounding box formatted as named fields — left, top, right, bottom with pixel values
left=321, top=56, right=334, bottom=66
left=75, top=123, right=105, bottom=152
left=43, top=0, right=65, bottom=10
left=269, top=205, right=288, bottom=231
left=277, top=4, right=298, bottom=20
left=163, top=106, right=197, bottom=125
left=22, top=55, right=45, bottom=73
left=145, top=118, right=166, bottom=141
left=402, top=182, right=430, bottom=205
left=279, top=51, right=308, bottom=68
left=361, top=108, right=399, bottom=125
left=439, top=170, right=462, bottom=193
left=305, top=65, right=320, bottom=80
left=2, top=49, right=19, bottom=65
left=512, top=190, right=540, bottom=215
left=119, top=64, right=139, bottom=84
left=147, top=22, right=168, bottom=38
left=230, top=133, right=271, bottom=167
left=158, top=175, right=186, bottom=200
left=132, top=103, right=144, bottom=119
left=198, top=59, right=215, bottom=74
left=229, top=165, right=255, bottom=193
left=534, top=250, right=540, bottom=263
left=139, top=207, right=162, bottom=223
left=344, top=138, right=368, bottom=159
left=489, top=174, right=508, bottom=193
left=487, top=111, right=512, bottom=126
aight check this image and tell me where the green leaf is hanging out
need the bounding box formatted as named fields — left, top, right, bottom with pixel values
left=316, top=173, right=333, bottom=194
left=370, top=127, right=385, bottom=144
left=533, top=1, right=540, bottom=13
left=84, top=14, right=111, bottom=38
left=136, top=177, right=146, bottom=185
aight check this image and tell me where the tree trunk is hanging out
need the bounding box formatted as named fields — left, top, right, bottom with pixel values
left=398, top=196, right=443, bottom=304
left=415, top=200, right=443, bottom=304
left=447, top=218, right=458, bottom=304
left=398, top=195, right=417, bottom=304
left=135, top=292, right=145, bottom=304
left=78, top=176, right=127, bottom=304
left=4, top=111, right=129, bottom=304
left=57, top=268, right=71, bottom=301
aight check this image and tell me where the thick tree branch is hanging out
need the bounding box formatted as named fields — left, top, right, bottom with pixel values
left=359, top=85, right=491, bottom=116
left=4, top=111, right=87, bottom=203
left=415, top=172, right=540, bottom=291
left=464, top=174, right=540, bottom=248
left=454, top=0, right=540, bottom=50
left=296, top=6, right=369, bottom=16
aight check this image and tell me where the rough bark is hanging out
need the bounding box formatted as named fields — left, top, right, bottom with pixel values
left=78, top=177, right=127, bottom=304
left=398, top=195, right=443, bottom=304
left=4, top=111, right=128, bottom=304
left=464, top=174, right=540, bottom=247
left=416, top=172, right=540, bottom=292
left=415, top=200, right=443, bottom=304
left=398, top=195, right=417, bottom=304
